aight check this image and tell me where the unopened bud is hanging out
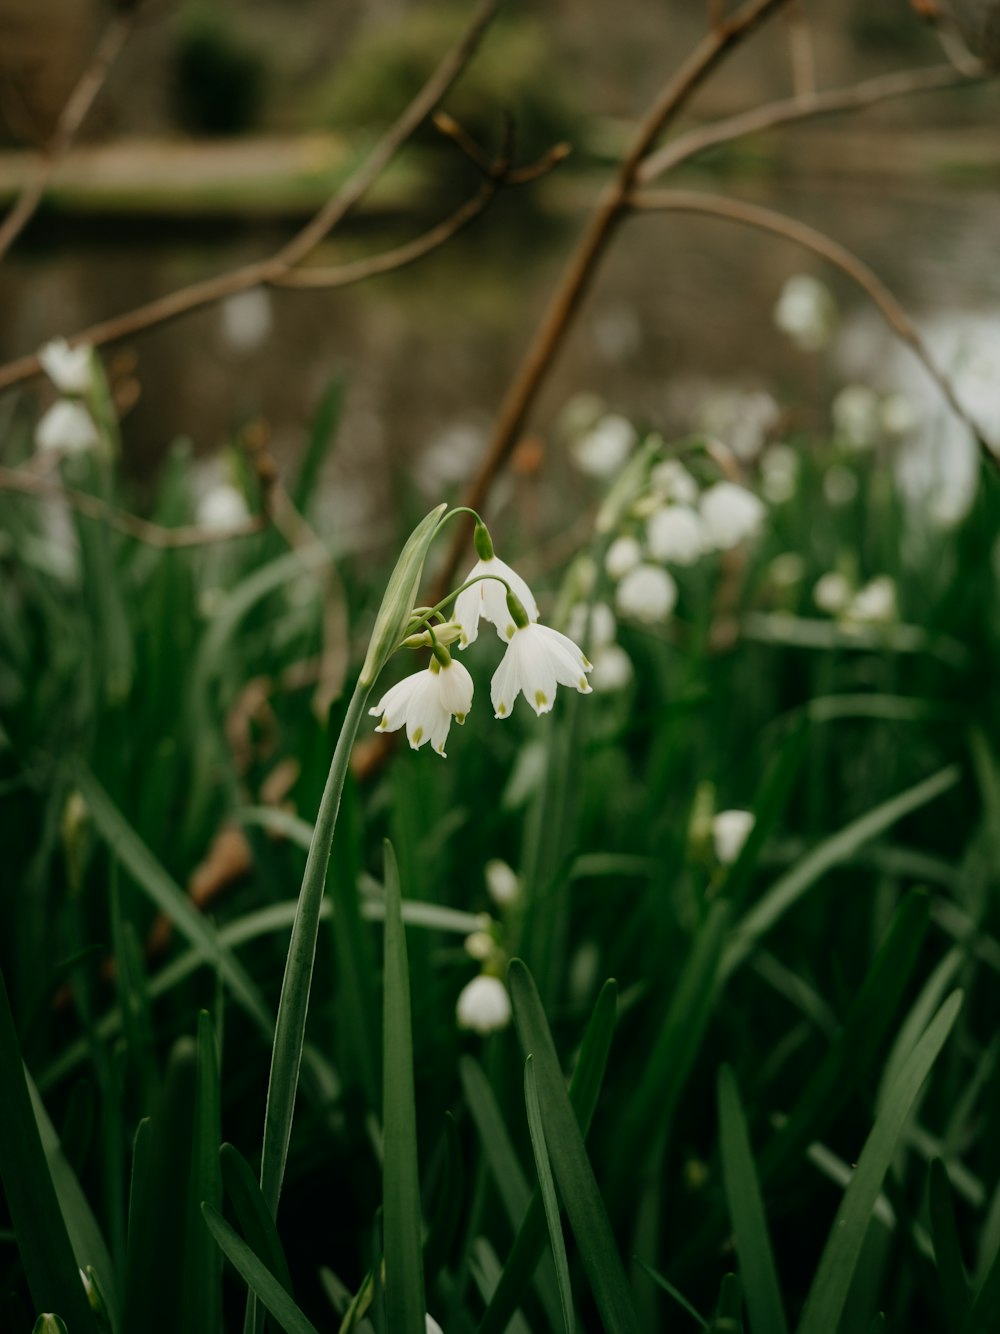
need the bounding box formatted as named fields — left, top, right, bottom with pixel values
left=473, top=520, right=495, bottom=561
left=506, top=590, right=530, bottom=630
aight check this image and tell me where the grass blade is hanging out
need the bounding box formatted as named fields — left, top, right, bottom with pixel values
left=929, top=1159, right=970, bottom=1333
left=423, top=1113, right=464, bottom=1285
left=202, top=1204, right=320, bottom=1334
left=221, top=1144, right=295, bottom=1298
left=717, top=1065, right=788, bottom=1334
left=524, top=1056, right=575, bottom=1334
left=797, top=990, right=963, bottom=1334
left=635, top=1258, right=708, bottom=1329
left=381, top=839, right=426, bottom=1334
left=710, top=1274, right=744, bottom=1333
left=508, top=958, right=640, bottom=1334
left=182, top=1012, right=222, bottom=1334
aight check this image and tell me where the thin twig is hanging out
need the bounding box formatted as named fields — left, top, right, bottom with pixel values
left=432, top=0, right=792, bottom=596
left=637, top=62, right=980, bottom=184
left=0, top=12, right=134, bottom=263
left=628, top=187, right=999, bottom=467
left=0, top=0, right=501, bottom=394
left=785, top=2, right=816, bottom=98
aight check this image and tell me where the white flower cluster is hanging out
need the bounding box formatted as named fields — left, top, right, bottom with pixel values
left=35, top=338, right=99, bottom=455
left=368, top=526, right=593, bottom=758
left=813, top=571, right=898, bottom=626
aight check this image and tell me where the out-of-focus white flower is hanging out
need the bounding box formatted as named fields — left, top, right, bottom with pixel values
left=650, top=458, right=699, bottom=506
left=605, top=534, right=643, bottom=580
left=219, top=288, right=273, bottom=353
left=485, top=858, right=520, bottom=907
left=416, top=422, right=484, bottom=493
left=456, top=975, right=511, bottom=1035
left=701, top=390, right=780, bottom=462
left=760, top=443, right=800, bottom=504
left=773, top=274, right=836, bottom=352
left=590, top=643, right=633, bottom=692
left=615, top=563, right=677, bottom=622
left=699, top=482, right=766, bottom=550
left=880, top=393, right=917, bottom=439
left=713, top=809, right=755, bottom=864
left=814, top=571, right=853, bottom=614
left=454, top=555, right=538, bottom=646
left=769, top=552, right=805, bottom=588
left=571, top=413, right=637, bottom=478
left=39, top=337, right=93, bottom=394
left=197, top=482, right=250, bottom=530
left=36, top=400, right=99, bottom=454
left=646, top=504, right=704, bottom=566
left=369, top=657, right=474, bottom=756
left=823, top=465, right=858, bottom=506
left=464, top=931, right=494, bottom=961
left=846, top=575, right=897, bottom=625
left=491, top=623, right=592, bottom=718
left=832, top=385, right=881, bottom=450
left=567, top=601, right=616, bottom=649
left=426, top=1314, right=445, bottom=1334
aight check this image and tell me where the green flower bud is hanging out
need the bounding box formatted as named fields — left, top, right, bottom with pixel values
left=505, top=589, right=531, bottom=630
left=359, top=504, right=447, bottom=687
left=473, top=520, right=495, bottom=560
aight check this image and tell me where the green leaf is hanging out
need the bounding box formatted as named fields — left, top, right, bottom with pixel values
left=32, top=1317, right=70, bottom=1334
left=635, top=1259, right=708, bottom=1329
left=460, top=1056, right=531, bottom=1226
left=508, top=959, right=640, bottom=1334
left=423, top=1113, right=464, bottom=1285
left=929, top=1159, right=969, bottom=1334
left=221, top=1144, right=295, bottom=1300
left=293, top=375, right=346, bottom=514
left=524, top=1056, right=575, bottom=1334
left=202, top=1204, right=320, bottom=1334
left=360, top=503, right=448, bottom=686
left=797, top=990, right=963, bottom=1334
left=381, top=840, right=426, bottom=1334
left=723, top=722, right=808, bottom=911
left=182, top=1012, right=222, bottom=1334
left=710, top=1273, right=744, bottom=1334
left=0, top=966, right=99, bottom=1334
left=717, top=1066, right=788, bottom=1334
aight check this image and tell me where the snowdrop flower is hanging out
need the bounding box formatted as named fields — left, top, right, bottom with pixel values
left=197, top=482, right=249, bottom=531
left=813, top=571, right=853, bottom=614
left=773, top=274, right=836, bottom=352
left=426, top=1316, right=445, bottom=1334
left=846, top=576, right=897, bottom=625
left=454, top=523, right=538, bottom=646
left=615, top=563, right=677, bottom=622
left=485, top=858, right=520, bottom=907
left=491, top=616, right=592, bottom=718
left=567, top=601, right=616, bottom=649
left=219, top=288, right=273, bottom=353
left=36, top=400, right=99, bottom=454
left=605, top=534, right=642, bottom=580
left=39, top=337, right=93, bottom=394
left=823, top=465, right=858, bottom=506
left=650, top=458, right=699, bottom=506
left=701, top=390, right=780, bottom=462
left=880, top=392, right=917, bottom=439
left=646, top=505, right=704, bottom=565
left=571, top=413, right=636, bottom=478
left=832, top=384, right=881, bottom=450
left=464, top=931, right=494, bottom=961
left=699, top=482, right=766, bottom=551
left=713, top=809, right=755, bottom=864
left=369, top=653, right=474, bottom=757
left=760, top=443, right=799, bottom=504
left=590, top=643, right=633, bottom=692
left=456, top=975, right=511, bottom=1035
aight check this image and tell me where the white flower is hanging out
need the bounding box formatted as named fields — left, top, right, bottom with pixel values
left=616, top=563, right=677, bottom=622
left=650, top=458, right=699, bottom=506
left=605, top=534, right=642, bottom=580
left=491, top=623, right=592, bottom=718
left=713, top=809, right=755, bottom=864
left=813, top=571, right=853, bottom=614
left=823, top=465, right=858, bottom=506
left=699, top=483, right=766, bottom=551
left=36, top=400, right=99, bottom=454
left=454, top=555, right=538, bottom=647
left=773, top=274, right=836, bottom=352
left=197, top=482, right=249, bottom=530
left=456, top=975, right=511, bottom=1035
left=760, top=444, right=799, bottom=504
left=833, top=384, right=881, bottom=450
left=485, top=858, right=520, bottom=907
left=571, top=413, right=636, bottom=478
left=426, top=1316, right=444, bottom=1334
left=39, top=337, right=93, bottom=394
left=701, top=390, right=780, bottom=462
left=464, top=931, right=494, bottom=961
left=219, top=288, right=273, bottom=353
left=590, top=643, right=633, bottom=692
left=567, top=601, right=616, bottom=649
left=646, top=505, right=704, bottom=566
left=769, top=552, right=805, bottom=588
left=846, top=576, right=897, bottom=625
left=369, top=657, right=474, bottom=756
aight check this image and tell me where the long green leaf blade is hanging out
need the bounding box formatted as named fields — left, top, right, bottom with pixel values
left=202, top=1204, right=320, bottom=1334
left=182, top=1012, right=222, bottom=1334
left=929, top=1159, right=969, bottom=1334
left=524, top=1056, right=575, bottom=1334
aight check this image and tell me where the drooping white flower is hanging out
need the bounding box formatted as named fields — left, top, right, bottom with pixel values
left=219, top=288, right=273, bottom=353
left=197, top=482, right=250, bottom=531
left=567, top=601, right=616, bottom=649
left=846, top=576, right=897, bottom=625
left=454, top=555, right=538, bottom=646
left=773, top=274, right=836, bottom=352
left=713, top=809, right=755, bottom=864
left=832, top=384, right=881, bottom=450
left=646, top=505, right=704, bottom=566
left=485, top=858, right=520, bottom=907
left=456, top=974, right=511, bottom=1035
left=590, top=643, right=633, bottom=692
left=605, top=534, right=642, bottom=580
left=36, top=400, right=99, bottom=454
left=369, top=657, right=474, bottom=756
left=39, top=337, right=93, bottom=394
left=464, top=931, right=494, bottom=961
left=570, top=413, right=636, bottom=478
left=649, top=458, right=699, bottom=506
left=426, top=1316, right=445, bottom=1334
left=699, top=483, right=766, bottom=551
left=615, top=563, right=677, bottom=622
left=760, top=443, right=800, bottom=504
left=491, top=622, right=592, bottom=718
left=701, top=390, right=780, bottom=462
left=813, top=571, right=853, bottom=614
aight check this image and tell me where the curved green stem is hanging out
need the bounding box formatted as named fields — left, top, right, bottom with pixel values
left=403, top=572, right=513, bottom=637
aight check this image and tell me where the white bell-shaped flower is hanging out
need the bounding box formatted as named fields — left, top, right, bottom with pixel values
left=650, top=458, right=699, bottom=506
left=456, top=974, right=511, bottom=1035
left=814, top=571, right=853, bottom=615
left=605, top=534, right=642, bottom=580
left=38, top=337, right=93, bottom=395
left=570, top=413, right=636, bottom=478
left=485, top=858, right=520, bottom=907
left=646, top=505, right=704, bottom=566
left=454, top=523, right=538, bottom=646
left=426, top=1317, right=444, bottom=1334
left=491, top=622, right=592, bottom=718
left=846, top=575, right=897, bottom=625
left=615, top=563, right=677, bottom=623
left=773, top=274, right=836, bottom=353
left=699, top=482, right=766, bottom=551
left=36, top=400, right=99, bottom=454
left=713, top=809, right=755, bottom=864
left=197, top=482, right=249, bottom=531
left=567, top=601, right=616, bottom=649
left=369, top=655, right=474, bottom=757
left=590, top=643, right=633, bottom=692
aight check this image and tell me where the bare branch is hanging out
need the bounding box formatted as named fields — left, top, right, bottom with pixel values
left=628, top=187, right=999, bottom=468
left=0, top=12, right=134, bottom=263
